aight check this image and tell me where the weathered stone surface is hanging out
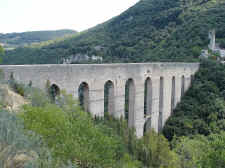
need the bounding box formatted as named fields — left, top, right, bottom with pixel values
left=0, top=63, right=199, bottom=137
left=0, top=85, right=28, bottom=111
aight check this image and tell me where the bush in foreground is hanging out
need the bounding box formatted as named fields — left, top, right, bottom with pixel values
left=0, top=109, right=76, bottom=168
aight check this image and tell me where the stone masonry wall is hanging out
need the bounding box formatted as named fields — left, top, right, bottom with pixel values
left=0, top=63, right=200, bottom=137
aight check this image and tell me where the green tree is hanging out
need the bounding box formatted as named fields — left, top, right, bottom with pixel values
left=0, top=109, right=57, bottom=168
left=164, top=60, right=225, bottom=140
left=0, top=45, right=4, bottom=63
left=173, top=132, right=225, bottom=168
left=172, top=135, right=209, bottom=168
left=20, top=92, right=127, bottom=168
left=191, top=46, right=202, bottom=58
left=201, top=132, right=225, bottom=168
left=137, top=130, right=181, bottom=168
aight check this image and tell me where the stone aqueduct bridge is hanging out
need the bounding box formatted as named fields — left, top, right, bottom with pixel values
left=0, top=63, right=199, bottom=137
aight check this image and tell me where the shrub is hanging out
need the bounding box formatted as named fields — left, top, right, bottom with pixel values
left=0, top=109, right=50, bottom=168
left=172, top=132, right=225, bottom=168
left=8, top=73, right=26, bottom=97
left=20, top=92, right=126, bottom=168
left=137, top=130, right=181, bottom=168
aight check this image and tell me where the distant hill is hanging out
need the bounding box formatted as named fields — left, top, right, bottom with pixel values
left=3, top=0, right=225, bottom=64
left=0, top=29, right=77, bottom=50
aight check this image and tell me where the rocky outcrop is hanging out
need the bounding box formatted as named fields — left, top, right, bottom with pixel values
left=0, top=85, right=28, bottom=112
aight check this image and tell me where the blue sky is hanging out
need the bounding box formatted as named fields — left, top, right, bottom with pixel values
left=0, top=0, right=139, bottom=33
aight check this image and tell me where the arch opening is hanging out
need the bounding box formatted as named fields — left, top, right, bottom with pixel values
left=191, top=75, right=194, bottom=85
left=125, top=78, right=135, bottom=128
left=171, top=76, right=176, bottom=113
left=78, top=82, right=89, bottom=112
left=181, top=75, right=185, bottom=97
left=49, top=84, right=60, bottom=102
left=143, top=119, right=152, bottom=135
left=158, top=77, right=164, bottom=132
left=104, top=80, right=115, bottom=118
left=144, top=77, right=152, bottom=118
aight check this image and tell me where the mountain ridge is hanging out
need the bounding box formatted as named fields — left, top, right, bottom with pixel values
left=3, top=0, right=225, bottom=64
left=0, top=29, right=77, bottom=50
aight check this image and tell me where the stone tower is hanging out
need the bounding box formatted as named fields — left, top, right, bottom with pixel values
left=208, top=29, right=216, bottom=50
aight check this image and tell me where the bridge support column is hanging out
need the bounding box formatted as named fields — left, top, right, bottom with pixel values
left=185, top=76, right=192, bottom=92
left=162, top=76, right=172, bottom=127
left=134, top=81, right=145, bottom=138
left=151, top=77, right=160, bottom=132
left=114, top=84, right=126, bottom=118
left=89, top=85, right=104, bottom=117
left=175, top=75, right=182, bottom=107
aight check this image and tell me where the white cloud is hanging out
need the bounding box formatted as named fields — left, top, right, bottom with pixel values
left=0, top=0, right=139, bottom=33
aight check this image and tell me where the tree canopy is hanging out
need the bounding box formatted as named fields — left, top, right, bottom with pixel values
left=164, top=60, right=225, bottom=140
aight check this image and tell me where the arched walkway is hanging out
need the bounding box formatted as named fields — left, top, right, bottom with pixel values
left=158, top=77, right=164, bottom=132
left=104, top=80, right=115, bottom=117
left=125, top=78, right=135, bottom=128
left=171, top=76, right=176, bottom=113
left=78, top=82, right=89, bottom=112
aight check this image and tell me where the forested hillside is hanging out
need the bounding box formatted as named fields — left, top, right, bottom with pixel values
left=3, top=0, right=225, bottom=64
left=164, top=60, right=225, bottom=140
left=0, top=29, right=77, bottom=50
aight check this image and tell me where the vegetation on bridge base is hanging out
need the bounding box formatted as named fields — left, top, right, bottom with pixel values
left=0, top=76, right=180, bottom=167
left=20, top=88, right=180, bottom=168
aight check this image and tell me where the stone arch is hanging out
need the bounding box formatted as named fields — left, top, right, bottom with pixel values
left=171, top=76, right=176, bottom=113
left=49, top=84, right=60, bottom=101
left=125, top=78, right=136, bottom=128
left=158, top=77, right=164, bottom=132
left=144, top=77, right=152, bottom=118
left=78, top=82, right=89, bottom=112
left=104, top=80, right=115, bottom=117
left=181, top=75, right=185, bottom=97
